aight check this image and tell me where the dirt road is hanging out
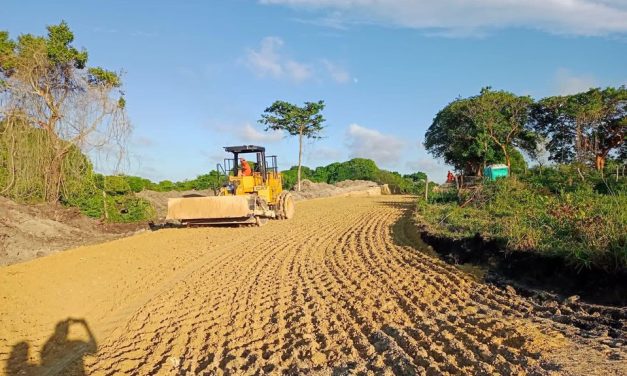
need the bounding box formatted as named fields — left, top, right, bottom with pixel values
left=1, top=196, right=624, bottom=375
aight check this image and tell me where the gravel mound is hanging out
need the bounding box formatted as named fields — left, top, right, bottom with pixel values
left=291, top=179, right=383, bottom=200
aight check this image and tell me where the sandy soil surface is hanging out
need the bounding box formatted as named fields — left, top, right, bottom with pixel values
left=0, top=196, right=624, bottom=375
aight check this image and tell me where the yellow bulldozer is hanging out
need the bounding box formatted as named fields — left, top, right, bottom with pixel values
left=166, top=145, right=295, bottom=226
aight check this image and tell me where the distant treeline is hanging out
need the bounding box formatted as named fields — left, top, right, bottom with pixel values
left=116, top=158, right=431, bottom=194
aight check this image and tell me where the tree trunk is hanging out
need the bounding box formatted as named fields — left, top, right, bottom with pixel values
left=575, top=122, right=583, bottom=163
left=45, top=154, right=63, bottom=203
left=297, top=128, right=303, bottom=192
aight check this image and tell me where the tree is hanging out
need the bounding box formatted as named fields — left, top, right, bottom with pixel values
left=591, top=87, right=626, bottom=170
left=466, top=88, right=535, bottom=170
left=532, top=87, right=626, bottom=170
left=0, top=21, right=129, bottom=202
left=326, top=158, right=378, bottom=183
left=403, top=172, right=427, bottom=182
left=425, top=88, right=537, bottom=175
left=259, top=100, right=326, bottom=191
left=425, top=96, right=503, bottom=176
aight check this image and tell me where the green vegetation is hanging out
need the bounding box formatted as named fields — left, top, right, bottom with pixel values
left=0, top=21, right=128, bottom=203
left=531, top=87, right=626, bottom=170
left=120, top=157, right=430, bottom=196
left=0, top=22, right=151, bottom=223
left=424, top=88, right=537, bottom=176
left=421, top=86, right=626, bottom=273
left=419, top=168, right=626, bottom=272
left=280, top=158, right=433, bottom=194
left=111, top=171, right=223, bottom=193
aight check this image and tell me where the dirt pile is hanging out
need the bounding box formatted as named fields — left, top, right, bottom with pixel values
left=0, top=197, right=140, bottom=266
left=1, top=196, right=623, bottom=375
left=291, top=179, right=383, bottom=200
left=136, top=189, right=215, bottom=219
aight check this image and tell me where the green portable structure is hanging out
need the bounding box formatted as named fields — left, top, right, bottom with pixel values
left=483, top=164, right=509, bottom=181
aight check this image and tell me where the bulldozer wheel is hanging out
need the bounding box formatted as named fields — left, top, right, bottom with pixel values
left=255, top=216, right=269, bottom=226
left=277, top=192, right=295, bottom=220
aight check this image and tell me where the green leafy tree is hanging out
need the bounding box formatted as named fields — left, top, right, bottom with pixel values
left=192, top=171, right=221, bottom=191
left=466, top=88, right=535, bottom=170
left=329, top=158, right=378, bottom=183
left=259, top=100, right=326, bottom=191
left=404, top=172, right=427, bottom=182
left=0, top=21, right=129, bottom=202
left=531, top=87, right=626, bottom=170
left=123, top=175, right=153, bottom=193
left=157, top=180, right=175, bottom=192
left=425, top=97, right=502, bottom=175
left=425, top=88, right=536, bottom=175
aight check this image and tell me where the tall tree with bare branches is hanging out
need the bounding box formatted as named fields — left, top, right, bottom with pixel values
left=0, top=21, right=130, bottom=202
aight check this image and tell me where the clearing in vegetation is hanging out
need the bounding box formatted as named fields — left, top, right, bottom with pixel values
left=1, top=196, right=624, bottom=375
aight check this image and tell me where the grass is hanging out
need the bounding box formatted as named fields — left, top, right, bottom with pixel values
left=417, top=167, right=627, bottom=273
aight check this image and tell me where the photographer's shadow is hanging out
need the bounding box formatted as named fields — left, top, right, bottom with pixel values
left=5, top=318, right=97, bottom=376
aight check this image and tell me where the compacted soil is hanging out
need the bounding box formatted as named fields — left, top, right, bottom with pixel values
left=0, top=196, right=624, bottom=375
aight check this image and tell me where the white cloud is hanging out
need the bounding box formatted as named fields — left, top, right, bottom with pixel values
left=241, top=123, right=284, bottom=143
left=245, top=37, right=312, bottom=82
left=244, top=37, right=352, bottom=83
left=345, top=123, right=405, bottom=166
left=554, top=68, right=597, bottom=95
left=321, top=59, right=351, bottom=84
left=261, top=0, right=627, bottom=36
left=306, top=145, right=343, bottom=162
left=246, top=37, right=284, bottom=78
left=285, top=60, right=313, bottom=82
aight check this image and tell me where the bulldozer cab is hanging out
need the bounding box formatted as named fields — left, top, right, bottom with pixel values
left=217, top=145, right=283, bottom=206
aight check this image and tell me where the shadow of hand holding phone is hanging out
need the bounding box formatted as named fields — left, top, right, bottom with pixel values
left=6, top=318, right=97, bottom=376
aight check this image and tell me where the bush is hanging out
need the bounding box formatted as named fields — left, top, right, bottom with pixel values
left=65, top=190, right=155, bottom=222
left=123, top=175, right=153, bottom=193
left=104, top=175, right=131, bottom=195
left=418, top=172, right=627, bottom=272
left=106, top=195, right=156, bottom=222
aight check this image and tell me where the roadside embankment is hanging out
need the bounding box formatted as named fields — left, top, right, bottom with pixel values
left=413, top=212, right=627, bottom=307
left=0, top=197, right=141, bottom=266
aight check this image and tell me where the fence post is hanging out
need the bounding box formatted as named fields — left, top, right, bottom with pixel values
left=424, top=175, right=429, bottom=202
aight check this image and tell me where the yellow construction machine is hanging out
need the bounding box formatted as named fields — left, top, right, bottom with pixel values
left=166, top=145, right=295, bottom=226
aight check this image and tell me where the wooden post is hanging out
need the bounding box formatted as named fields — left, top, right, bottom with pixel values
left=102, top=190, right=109, bottom=220
left=424, top=176, right=429, bottom=202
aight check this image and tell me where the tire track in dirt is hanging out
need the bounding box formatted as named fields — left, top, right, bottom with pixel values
left=2, top=196, right=624, bottom=375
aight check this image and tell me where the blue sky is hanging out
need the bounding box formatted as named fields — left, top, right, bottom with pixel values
left=2, top=0, right=626, bottom=182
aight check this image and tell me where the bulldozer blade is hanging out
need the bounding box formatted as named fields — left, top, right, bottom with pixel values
left=166, top=196, right=254, bottom=222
